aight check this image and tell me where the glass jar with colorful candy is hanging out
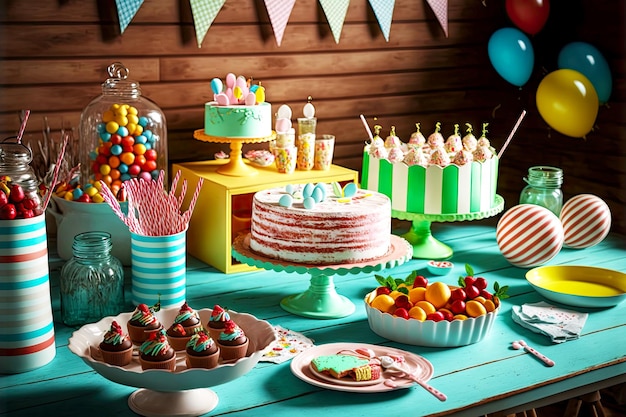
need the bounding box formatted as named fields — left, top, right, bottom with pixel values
left=79, top=62, right=167, bottom=200
left=0, top=138, right=44, bottom=219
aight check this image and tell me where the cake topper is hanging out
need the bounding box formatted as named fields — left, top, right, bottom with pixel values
left=303, top=96, right=315, bottom=118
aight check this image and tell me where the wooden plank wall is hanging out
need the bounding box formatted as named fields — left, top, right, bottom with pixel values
left=1, top=0, right=624, bottom=235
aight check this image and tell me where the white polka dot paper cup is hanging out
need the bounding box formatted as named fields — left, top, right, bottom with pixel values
left=496, top=204, right=564, bottom=268
left=131, top=229, right=187, bottom=309
left=560, top=194, right=611, bottom=249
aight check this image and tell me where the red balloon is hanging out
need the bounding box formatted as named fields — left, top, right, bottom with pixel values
left=505, top=0, right=550, bottom=35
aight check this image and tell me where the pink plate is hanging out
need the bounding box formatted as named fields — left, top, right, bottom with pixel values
left=290, top=342, right=434, bottom=393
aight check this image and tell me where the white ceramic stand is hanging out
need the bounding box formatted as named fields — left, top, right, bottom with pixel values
left=128, top=388, right=218, bottom=417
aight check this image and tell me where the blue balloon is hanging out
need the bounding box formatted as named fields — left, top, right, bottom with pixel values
left=558, top=42, right=612, bottom=104
left=488, top=28, right=535, bottom=87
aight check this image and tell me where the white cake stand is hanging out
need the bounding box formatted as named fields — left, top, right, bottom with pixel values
left=68, top=308, right=276, bottom=417
left=232, top=234, right=413, bottom=319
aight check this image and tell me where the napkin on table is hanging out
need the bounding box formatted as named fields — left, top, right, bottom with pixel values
left=261, top=326, right=315, bottom=364
left=512, top=301, right=588, bottom=343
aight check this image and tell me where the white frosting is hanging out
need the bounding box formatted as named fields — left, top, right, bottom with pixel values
left=249, top=184, right=391, bottom=264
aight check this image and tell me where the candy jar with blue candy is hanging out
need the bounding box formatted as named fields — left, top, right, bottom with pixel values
left=79, top=62, right=168, bottom=197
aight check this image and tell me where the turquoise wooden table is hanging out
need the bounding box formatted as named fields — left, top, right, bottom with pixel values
left=2, top=222, right=625, bottom=417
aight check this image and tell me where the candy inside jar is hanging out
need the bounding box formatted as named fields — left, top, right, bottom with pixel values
left=0, top=138, right=44, bottom=219
left=79, top=62, right=168, bottom=198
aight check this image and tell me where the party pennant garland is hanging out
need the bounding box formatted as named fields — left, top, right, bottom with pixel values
left=190, top=0, right=227, bottom=48
left=426, top=0, right=448, bottom=37
left=368, top=0, right=395, bottom=42
left=115, top=0, right=144, bottom=34
left=319, top=0, right=350, bottom=44
left=264, top=0, right=296, bottom=47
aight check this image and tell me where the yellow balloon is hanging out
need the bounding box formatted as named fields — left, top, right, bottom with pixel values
left=536, top=69, right=599, bottom=138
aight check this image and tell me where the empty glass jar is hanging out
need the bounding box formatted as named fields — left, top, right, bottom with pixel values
left=519, top=166, right=563, bottom=216
left=60, top=232, right=125, bottom=326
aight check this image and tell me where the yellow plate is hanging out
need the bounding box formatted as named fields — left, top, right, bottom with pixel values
left=526, top=266, right=626, bottom=308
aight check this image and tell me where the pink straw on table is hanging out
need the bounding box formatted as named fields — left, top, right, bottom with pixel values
left=497, top=110, right=527, bottom=159
left=16, top=110, right=31, bottom=144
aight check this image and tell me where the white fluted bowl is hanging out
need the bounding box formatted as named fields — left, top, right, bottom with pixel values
left=364, top=290, right=499, bottom=347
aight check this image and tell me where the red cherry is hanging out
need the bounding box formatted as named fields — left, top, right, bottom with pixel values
left=376, top=287, right=391, bottom=296
left=394, top=307, right=410, bottom=320
left=427, top=311, right=446, bottom=322
left=22, top=197, right=38, bottom=210
left=412, top=275, right=428, bottom=288
left=439, top=309, right=454, bottom=321
left=465, top=285, right=481, bottom=299
left=475, top=277, right=488, bottom=290
left=395, top=294, right=412, bottom=310
left=480, top=290, right=493, bottom=300
left=0, top=203, right=17, bottom=220
left=464, top=276, right=477, bottom=287
left=450, top=288, right=467, bottom=301
left=21, top=209, right=34, bottom=219
left=450, top=299, right=466, bottom=315
left=9, top=184, right=25, bottom=203
left=0, top=191, right=8, bottom=207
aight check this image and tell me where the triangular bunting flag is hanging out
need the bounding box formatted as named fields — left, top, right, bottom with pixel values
left=115, top=0, right=144, bottom=34
left=426, top=0, right=448, bottom=37
left=190, top=0, right=227, bottom=48
left=368, top=0, right=395, bottom=42
left=319, top=0, right=350, bottom=44
left=264, top=0, right=296, bottom=47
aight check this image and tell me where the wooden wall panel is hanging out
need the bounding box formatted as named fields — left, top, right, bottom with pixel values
left=0, top=0, right=624, bottom=234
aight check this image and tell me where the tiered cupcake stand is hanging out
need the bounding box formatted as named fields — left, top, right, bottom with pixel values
left=232, top=234, right=413, bottom=319
left=394, top=195, right=505, bottom=260
left=68, top=308, right=276, bottom=417
left=193, top=129, right=275, bottom=177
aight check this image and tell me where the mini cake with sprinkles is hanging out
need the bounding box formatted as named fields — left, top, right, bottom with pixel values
left=216, top=319, right=249, bottom=361
left=139, top=329, right=176, bottom=371
left=99, top=320, right=133, bottom=366
left=207, top=305, right=230, bottom=340
left=166, top=302, right=202, bottom=351
left=127, top=302, right=163, bottom=344
left=185, top=330, right=220, bottom=369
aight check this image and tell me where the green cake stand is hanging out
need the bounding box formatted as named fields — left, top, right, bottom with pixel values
left=232, top=234, right=413, bottom=319
left=393, top=195, right=505, bottom=260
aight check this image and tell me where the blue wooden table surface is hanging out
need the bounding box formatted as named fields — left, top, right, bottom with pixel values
left=2, top=222, right=625, bottom=417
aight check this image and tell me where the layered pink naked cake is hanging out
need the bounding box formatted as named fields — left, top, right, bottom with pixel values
left=249, top=183, right=391, bottom=265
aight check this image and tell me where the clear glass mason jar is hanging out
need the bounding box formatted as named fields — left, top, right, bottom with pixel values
left=79, top=62, right=168, bottom=197
left=519, top=166, right=563, bottom=216
left=0, top=137, right=43, bottom=216
left=60, top=231, right=125, bottom=326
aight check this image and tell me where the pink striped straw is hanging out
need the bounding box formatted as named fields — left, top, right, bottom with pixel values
left=16, top=110, right=31, bottom=144
left=42, top=132, right=68, bottom=211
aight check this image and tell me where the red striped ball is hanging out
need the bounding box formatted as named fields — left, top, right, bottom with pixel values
left=496, top=204, right=564, bottom=268
left=560, top=194, right=611, bottom=249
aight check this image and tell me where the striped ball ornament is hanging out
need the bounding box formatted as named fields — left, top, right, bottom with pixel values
left=560, top=194, right=611, bottom=249
left=496, top=204, right=564, bottom=268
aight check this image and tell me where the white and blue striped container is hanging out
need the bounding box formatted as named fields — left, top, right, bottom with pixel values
left=0, top=214, right=56, bottom=374
left=130, top=230, right=186, bottom=309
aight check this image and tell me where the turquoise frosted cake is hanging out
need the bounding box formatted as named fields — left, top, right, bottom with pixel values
left=204, top=102, right=272, bottom=138
left=361, top=123, right=499, bottom=216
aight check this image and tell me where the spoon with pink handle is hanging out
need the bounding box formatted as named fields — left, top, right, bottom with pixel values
left=512, top=340, right=555, bottom=367
left=379, top=356, right=447, bottom=401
